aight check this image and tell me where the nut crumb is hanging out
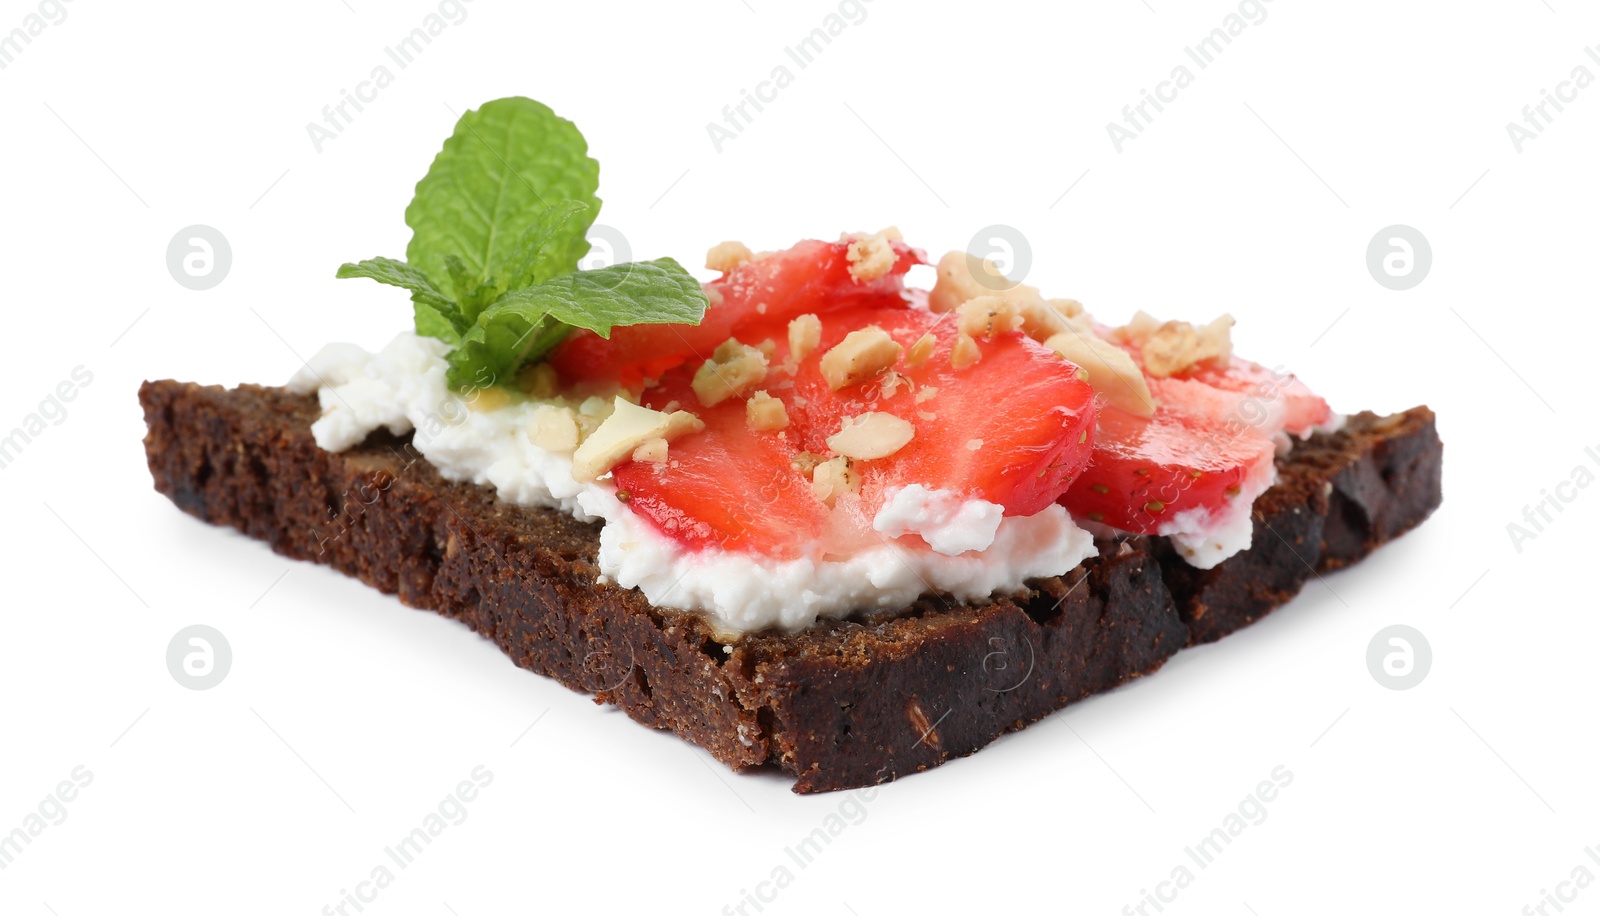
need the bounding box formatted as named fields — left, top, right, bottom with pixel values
left=745, top=390, right=789, bottom=431
left=468, top=386, right=510, bottom=412
left=1043, top=329, right=1156, bottom=418
left=820, top=325, right=903, bottom=390
left=810, top=456, right=860, bottom=506
left=844, top=228, right=899, bottom=282
left=705, top=240, right=753, bottom=273
left=515, top=362, right=559, bottom=399
left=631, top=437, right=669, bottom=463
left=788, top=313, right=823, bottom=365
left=692, top=338, right=769, bottom=406
left=966, top=438, right=983, bottom=451
left=950, top=333, right=982, bottom=370
left=915, top=386, right=938, bottom=404
left=528, top=404, right=580, bottom=452
left=905, top=332, right=935, bottom=367
left=827, top=412, right=915, bottom=460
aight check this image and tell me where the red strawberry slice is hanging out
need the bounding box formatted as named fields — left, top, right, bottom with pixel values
left=1180, top=357, right=1334, bottom=436
left=1062, top=349, right=1329, bottom=537
left=612, top=303, right=1097, bottom=558
left=1061, top=402, right=1276, bottom=535
left=549, top=238, right=924, bottom=386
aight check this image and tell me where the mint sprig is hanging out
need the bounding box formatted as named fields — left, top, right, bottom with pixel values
left=336, top=97, right=708, bottom=389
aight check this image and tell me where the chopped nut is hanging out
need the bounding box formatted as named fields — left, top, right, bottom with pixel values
left=788, top=313, right=823, bottom=364
left=745, top=391, right=789, bottom=431
left=663, top=410, right=706, bottom=439
left=578, top=395, right=615, bottom=419
left=528, top=404, right=580, bottom=452
left=632, top=438, right=669, bottom=463
left=468, top=386, right=510, bottom=412
left=515, top=362, right=560, bottom=398
left=691, top=338, right=769, bottom=406
left=810, top=456, right=860, bottom=506
left=571, top=397, right=676, bottom=482
left=929, top=251, right=1070, bottom=340
left=917, top=410, right=937, bottom=421
left=705, top=240, right=753, bottom=273
left=966, top=438, right=983, bottom=451
left=950, top=333, right=982, bottom=370
left=570, top=398, right=704, bottom=482
left=827, top=412, right=915, bottom=460
left=1043, top=329, right=1157, bottom=418
left=958, top=295, right=1024, bottom=339
left=844, top=229, right=898, bottom=282
left=905, top=332, right=936, bottom=367
left=1109, top=310, right=1161, bottom=346
left=1131, top=314, right=1235, bottom=378
left=820, top=325, right=903, bottom=390
left=791, top=451, right=824, bottom=475
left=879, top=371, right=906, bottom=399
left=1048, top=298, right=1085, bottom=319
left=915, top=386, right=938, bottom=404
left=755, top=338, right=777, bottom=360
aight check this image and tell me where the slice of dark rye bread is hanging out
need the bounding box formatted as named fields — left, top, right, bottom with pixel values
left=138, top=380, right=1442, bottom=793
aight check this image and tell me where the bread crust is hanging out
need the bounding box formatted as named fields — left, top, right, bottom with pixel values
left=138, top=381, right=1441, bottom=792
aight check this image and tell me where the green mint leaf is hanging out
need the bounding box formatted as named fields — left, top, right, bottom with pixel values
left=509, top=257, right=709, bottom=338
left=335, top=257, right=458, bottom=318
left=443, top=257, right=708, bottom=390
left=503, top=200, right=595, bottom=291
left=413, top=302, right=463, bottom=345
left=405, top=97, right=601, bottom=292
left=442, top=254, right=501, bottom=323
left=445, top=312, right=570, bottom=391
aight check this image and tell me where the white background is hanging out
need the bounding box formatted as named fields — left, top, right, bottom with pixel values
left=1, top=1, right=1595, bottom=913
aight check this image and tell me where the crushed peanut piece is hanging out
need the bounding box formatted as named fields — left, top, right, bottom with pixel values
left=691, top=338, right=769, bottom=407
left=631, top=438, right=669, bottom=463
left=572, top=398, right=678, bottom=482
left=950, top=333, right=982, bottom=370
left=827, top=412, right=915, bottom=460
left=791, top=451, right=824, bottom=475
left=820, top=325, right=903, bottom=391
left=844, top=228, right=899, bottom=282
left=958, top=295, right=1025, bottom=339
left=468, top=386, right=511, bottom=412
left=515, top=362, right=559, bottom=399
left=810, top=456, right=860, bottom=506
left=788, top=314, right=823, bottom=364
left=879, top=371, right=906, bottom=399
left=528, top=404, right=580, bottom=452
left=705, top=240, right=754, bottom=273
left=915, top=386, right=939, bottom=404
left=928, top=251, right=1071, bottom=341
left=663, top=410, right=706, bottom=439
left=746, top=391, right=789, bottom=431
left=1043, top=329, right=1157, bottom=418
left=966, top=438, right=984, bottom=451
left=1048, top=298, right=1085, bottom=320
left=905, top=332, right=935, bottom=367
left=1125, top=314, right=1235, bottom=378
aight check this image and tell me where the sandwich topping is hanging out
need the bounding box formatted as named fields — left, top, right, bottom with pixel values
left=298, top=96, right=1340, bottom=637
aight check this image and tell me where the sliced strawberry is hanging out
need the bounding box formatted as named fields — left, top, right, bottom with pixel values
left=1061, top=403, right=1276, bottom=534
left=612, top=303, right=1097, bottom=558
left=1062, top=347, right=1328, bottom=535
left=612, top=372, right=828, bottom=555
left=548, top=238, right=924, bottom=386
left=1180, top=357, right=1333, bottom=436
